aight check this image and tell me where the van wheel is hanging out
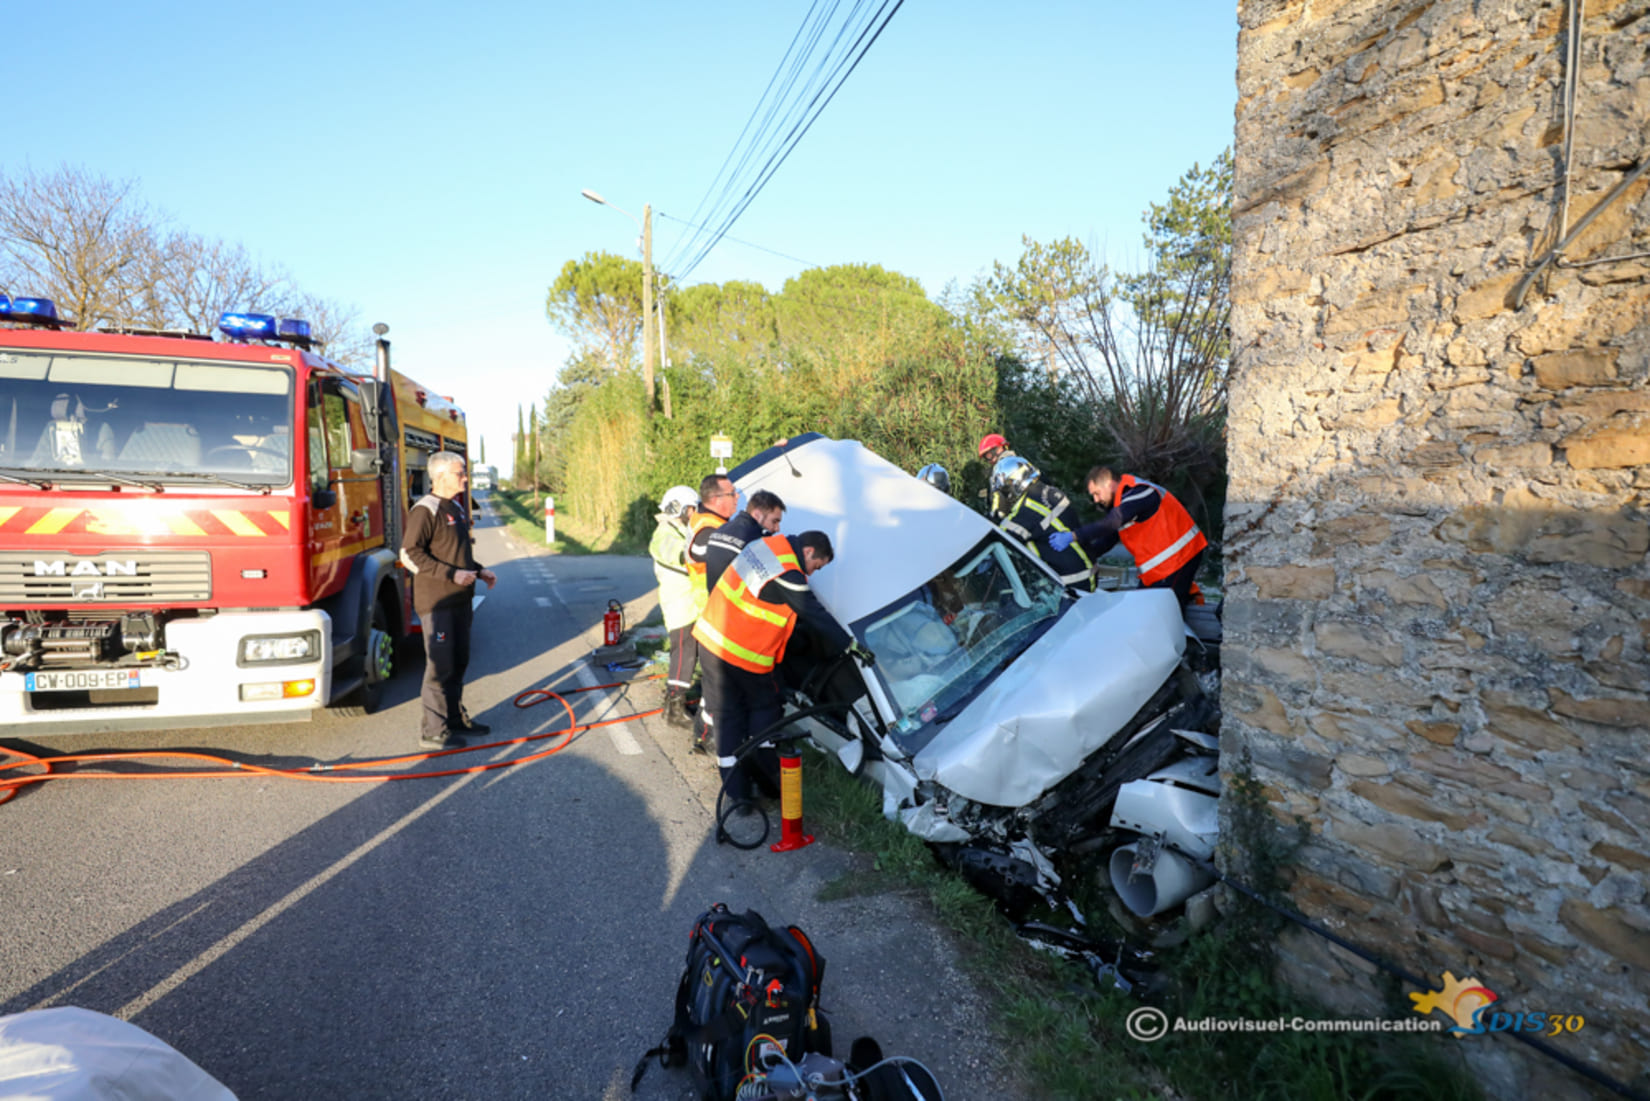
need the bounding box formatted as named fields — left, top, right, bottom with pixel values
left=338, top=601, right=396, bottom=716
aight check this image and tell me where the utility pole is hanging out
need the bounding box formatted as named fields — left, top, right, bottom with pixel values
left=641, top=204, right=656, bottom=414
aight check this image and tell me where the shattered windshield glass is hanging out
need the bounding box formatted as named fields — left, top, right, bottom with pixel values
left=0, top=350, right=294, bottom=486
left=853, top=535, right=1069, bottom=757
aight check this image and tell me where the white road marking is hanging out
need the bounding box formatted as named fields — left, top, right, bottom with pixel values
left=577, top=660, right=642, bottom=756
left=534, top=597, right=552, bottom=608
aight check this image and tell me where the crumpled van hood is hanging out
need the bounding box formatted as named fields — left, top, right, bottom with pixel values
left=913, top=586, right=1186, bottom=807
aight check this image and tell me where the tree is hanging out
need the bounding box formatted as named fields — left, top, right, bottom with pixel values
left=0, top=164, right=158, bottom=330
left=515, top=404, right=525, bottom=480
left=545, top=251, right=645, bottom=373
left=984, top=150, right=1231, bottom=527
left=668, top=279, right=778, bottom=371
left=0, top=163, right=371, bottom=363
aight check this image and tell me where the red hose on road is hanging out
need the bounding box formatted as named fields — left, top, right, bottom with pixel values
left=0, top=674, right=662, bottom=807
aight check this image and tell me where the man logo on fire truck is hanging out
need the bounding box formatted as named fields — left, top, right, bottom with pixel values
left=0, top=295, right=474, bottom=737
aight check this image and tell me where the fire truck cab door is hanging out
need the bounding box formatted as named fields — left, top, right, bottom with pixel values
left=306, top=378, right=383, bottom=600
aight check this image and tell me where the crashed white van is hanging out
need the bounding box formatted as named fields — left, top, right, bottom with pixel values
left=730, top=434, right=1222, bottom=919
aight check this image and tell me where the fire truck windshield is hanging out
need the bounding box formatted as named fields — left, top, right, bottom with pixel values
left=0, top=350, right=295, bottom=487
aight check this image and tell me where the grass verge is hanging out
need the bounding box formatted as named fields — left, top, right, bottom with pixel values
left=490, top=488, right=647, bottom=555
left=797, top=746, right=1482, bottom=1101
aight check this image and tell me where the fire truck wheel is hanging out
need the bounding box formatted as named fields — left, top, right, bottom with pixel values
left=338, top=600, right=397, bottom=716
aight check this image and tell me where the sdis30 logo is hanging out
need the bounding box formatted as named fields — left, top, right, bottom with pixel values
left=1409, top=972, right=1587, bottom=1038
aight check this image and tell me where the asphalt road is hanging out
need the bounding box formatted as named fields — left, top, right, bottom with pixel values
left=0, top=493, right=1022, bottom=1100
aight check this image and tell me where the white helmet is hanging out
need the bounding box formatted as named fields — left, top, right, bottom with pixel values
left=990, top=455, right=1038, bottom=499
left=659, top=484, right=698, bottom=519
left=916, top=463, right=951, bottom=495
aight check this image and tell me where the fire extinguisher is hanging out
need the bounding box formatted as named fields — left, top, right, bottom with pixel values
left=603, top=600, right=624, bottom=647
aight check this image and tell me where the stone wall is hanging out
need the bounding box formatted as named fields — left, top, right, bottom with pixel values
left=1225, top=0, right=1649, bottom=1096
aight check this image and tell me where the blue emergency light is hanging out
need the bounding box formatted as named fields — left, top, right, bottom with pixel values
left=218, top=311, right=278, bottom=340
left=276, top=318, right=311, bottom=342
left=0, top=296, right=61, bottom=324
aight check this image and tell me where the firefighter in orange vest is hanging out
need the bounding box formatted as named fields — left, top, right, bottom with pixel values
left=685, top=473, right=737, bottom=611
left=679, top=473, right=739, bottom=750
left=692, top=530, right=851, bottom=809
left=1077, top=466, right=1207, bottom=609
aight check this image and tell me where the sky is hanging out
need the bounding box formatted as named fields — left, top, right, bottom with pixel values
left=7, top=0, right=1237, bottom=476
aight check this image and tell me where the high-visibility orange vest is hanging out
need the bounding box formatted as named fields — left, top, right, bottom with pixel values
left=685, top=510, right=724, bottom=613
left=1114, top=475, right=1207, bottom=587
left=693, top=534, right=800, bottom=674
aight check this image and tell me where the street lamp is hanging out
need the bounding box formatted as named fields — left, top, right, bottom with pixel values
left=582, top=188, right=662, bottom=414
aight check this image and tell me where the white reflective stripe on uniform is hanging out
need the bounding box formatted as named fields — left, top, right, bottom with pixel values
left=1116, top=483, right=1158, bottom=528
left=398, top=549, right=421, bottom=574
left=717, top=755, right=739, bottom=767
left=735, top=539, right=789, bottom=596
left=1138, top=523, right=1201, bottom=574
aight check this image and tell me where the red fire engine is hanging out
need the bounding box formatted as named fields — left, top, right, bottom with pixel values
left=0, top=295, right=469, bottom=735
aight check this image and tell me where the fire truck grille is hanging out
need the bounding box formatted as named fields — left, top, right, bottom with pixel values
left=0, top=551, right=213, bottom=604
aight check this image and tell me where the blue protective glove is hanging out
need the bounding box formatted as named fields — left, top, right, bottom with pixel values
left=1048, top=531, right=1075, bottom=553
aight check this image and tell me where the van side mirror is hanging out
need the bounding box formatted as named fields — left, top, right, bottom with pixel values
left=350, top=449, right=380, bottom=475
left=312, top=486, right=337, bottom=510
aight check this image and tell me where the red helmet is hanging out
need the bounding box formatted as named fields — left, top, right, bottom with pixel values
left=977, top=433, right=1007, bottom=457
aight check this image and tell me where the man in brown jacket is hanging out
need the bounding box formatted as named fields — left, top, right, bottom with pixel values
left=399, top=451, right=497, bottom=749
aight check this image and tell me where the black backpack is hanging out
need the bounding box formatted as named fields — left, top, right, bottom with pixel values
left=634, top=904, right=831, bottom=1100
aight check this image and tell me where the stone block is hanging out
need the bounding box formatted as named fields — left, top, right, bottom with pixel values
left=1349, top=779, right=1480, bottom=829
left=1549, top=687, right=1650, bottom=730
left=1486, top=824, right=1560, bottom=860
left=1451, top=272, right=1521, bottom=322
left=1249, top=644, right=1318, bottom=683
left=1365, top=568, right=1449, bottom=609
left=1337, top=753, right=1391, bottom=778
left=1481, top=692, right=1584, bottom=753
left=1229, top=684, right=1300, bottom=737
left=1313, top=513, right=1391, bottom=553
left=1564, top=421, right=1650, bottom=470
left=1456, top=925, right=1520, bottom=961
left=1409, top=749, right=1554, bottom=803
left=1328, top=817, right=1449, bottom=872
left=1530, top=348, right=1620, bottom=389
left=1247, top=564, right=1336, bottom=600
left=1315, top=619, right=1404, bottom=665
left=1406, top=719, right=1461, bottom=745
left=1439, top=486, right=1650, bottom=568
left=1558, top=899, right=1650, bottom=970
left=1590, top=842, right=1650, bottom=874
left=1249, top=734, right=1334, bottom=789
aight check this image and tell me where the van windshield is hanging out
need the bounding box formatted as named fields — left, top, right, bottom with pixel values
left=0, top=350, right=295, bottom=486
left=852, top=535, right=1069, bottom=757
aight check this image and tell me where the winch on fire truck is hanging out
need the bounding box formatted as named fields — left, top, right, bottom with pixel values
left=0, top=294, right=471, bottom=736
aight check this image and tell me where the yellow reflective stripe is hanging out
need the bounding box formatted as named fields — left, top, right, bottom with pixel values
left=725, top=576, right=791, bottom=628
left=166, top=513, right=208, bottom=537
left=0, top=507, right=18, bottom=528
left=268, top=510, right=291, bottom=529
left=695, top=618, right=775, bottom=669
left=27, top=508, right=80, bottom=535
left=213, top=509, right=266, bottom=536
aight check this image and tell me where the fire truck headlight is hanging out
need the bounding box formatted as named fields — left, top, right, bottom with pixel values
left=238, top=630, right=321, bottom=665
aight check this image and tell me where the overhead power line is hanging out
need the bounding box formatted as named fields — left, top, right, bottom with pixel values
left=661, top=0, right=906, bottom=284
left=655, top=211, right=818, bottom=272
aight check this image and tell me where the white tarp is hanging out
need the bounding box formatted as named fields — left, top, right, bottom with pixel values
left=0, top=1007, right=235, bottom=1100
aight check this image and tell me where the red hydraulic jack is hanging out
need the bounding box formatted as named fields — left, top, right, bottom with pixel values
left=770, top=751, right=815, bottom=852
